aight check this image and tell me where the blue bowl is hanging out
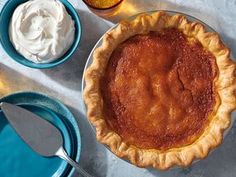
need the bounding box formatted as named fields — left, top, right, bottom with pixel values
left=0, top=0, right=82, bottom=69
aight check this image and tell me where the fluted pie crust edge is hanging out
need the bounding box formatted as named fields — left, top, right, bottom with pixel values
left=83, top=11, right=236, bottom=170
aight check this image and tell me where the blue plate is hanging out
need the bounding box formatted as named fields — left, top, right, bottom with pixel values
left=0, top=92, right=81, bottom=177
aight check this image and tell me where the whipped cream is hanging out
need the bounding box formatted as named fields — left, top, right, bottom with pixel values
left=9, top=0, right=75, bottom=63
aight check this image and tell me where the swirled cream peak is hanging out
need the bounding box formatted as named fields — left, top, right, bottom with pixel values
left=9, top=0, right=75, bottom=63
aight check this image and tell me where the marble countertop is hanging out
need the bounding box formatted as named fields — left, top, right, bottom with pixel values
left=0, top=0, right=236, bottom=177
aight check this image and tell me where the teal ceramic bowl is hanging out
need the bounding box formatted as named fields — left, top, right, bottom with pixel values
left=0, top=92, right=81, bottom=177
left=0, top=0, right=81, bottom=69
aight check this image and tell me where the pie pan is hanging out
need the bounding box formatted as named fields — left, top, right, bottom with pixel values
left=82, top=10, right=236, bottom=169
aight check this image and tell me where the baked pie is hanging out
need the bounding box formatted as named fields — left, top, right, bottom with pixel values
left=84, top=12, right=236, bottom=169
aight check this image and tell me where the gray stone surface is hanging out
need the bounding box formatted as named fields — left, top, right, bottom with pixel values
left=0, top=0, right=236, bottom=177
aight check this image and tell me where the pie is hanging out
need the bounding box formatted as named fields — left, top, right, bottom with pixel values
left=83, top=12, right=236, bottom=169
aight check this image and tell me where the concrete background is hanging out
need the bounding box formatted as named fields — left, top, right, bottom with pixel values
left=0, top=0, right=236, bottom=176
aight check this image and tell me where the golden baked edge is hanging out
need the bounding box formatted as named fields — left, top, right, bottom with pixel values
left=83, top=11, right=236, bottom=170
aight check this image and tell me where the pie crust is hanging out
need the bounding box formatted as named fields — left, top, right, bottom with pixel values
left=83, top=12, right=236, bottom=169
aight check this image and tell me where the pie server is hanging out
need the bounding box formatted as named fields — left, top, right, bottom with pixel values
left=0, top=102, right=92, bottom=177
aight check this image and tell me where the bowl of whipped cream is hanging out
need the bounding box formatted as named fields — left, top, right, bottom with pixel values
left=0, top=0, right=81, bottom=69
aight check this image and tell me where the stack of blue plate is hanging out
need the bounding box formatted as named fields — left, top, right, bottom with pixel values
left=0, top=92, right=81, bottom=177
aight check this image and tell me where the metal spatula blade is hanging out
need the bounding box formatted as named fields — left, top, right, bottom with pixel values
left=1, top=102, right=62, bottom=157
left=0, top=102, right=92, bottom=177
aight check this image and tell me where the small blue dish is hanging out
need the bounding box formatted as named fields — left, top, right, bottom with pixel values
left=0, top=92, right=81, bottom=177
left=0, top=0, right=82, bottom=69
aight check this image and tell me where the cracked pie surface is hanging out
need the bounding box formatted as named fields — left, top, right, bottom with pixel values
left=84, top=12, right=236, bottom=169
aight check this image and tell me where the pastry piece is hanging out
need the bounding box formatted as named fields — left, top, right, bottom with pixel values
left=84, top=11, right=236, bottom=170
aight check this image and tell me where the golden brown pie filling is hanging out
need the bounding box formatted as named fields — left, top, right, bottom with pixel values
left=101, top=28, right=217, bottom=150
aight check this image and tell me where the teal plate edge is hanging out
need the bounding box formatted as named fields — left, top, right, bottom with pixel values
left=0, top=91, right=81, bottom=177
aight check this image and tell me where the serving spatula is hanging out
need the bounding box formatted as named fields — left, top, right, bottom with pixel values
left=0, top=102, right=92, bottom=177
